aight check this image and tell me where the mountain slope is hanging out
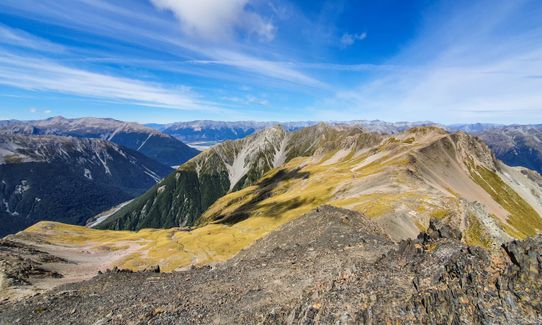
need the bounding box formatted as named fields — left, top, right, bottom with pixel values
left=201, top=126, right=542, bottom=243
left=471, top=126, right=542, bottom=175
left=4, top=126, right=542, bottom=272
left=0, top=116, right=199, bottom=166
left=0, top=134, right=172, bottom=236
left=99, top=123, right=542, bottom=246
left=2, top=207, right=541, bottom=324
left=1, top=125, right=542, bottom=304
left=97, top=124, right=384, bottom=230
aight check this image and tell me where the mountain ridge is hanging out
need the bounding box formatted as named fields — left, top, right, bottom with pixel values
left=0, top=116, right=199, bottom=166
left=148, top=119, right=542, bottom=177
left=96, top=124, right=385, bottom=230
left=98, top=124, right=542, bottom=247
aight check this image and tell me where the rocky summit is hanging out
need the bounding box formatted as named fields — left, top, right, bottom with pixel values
left=1, top=206, right=541, bottom=324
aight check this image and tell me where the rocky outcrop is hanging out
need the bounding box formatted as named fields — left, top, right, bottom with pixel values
left=1, top=207, right=541, bottom=324
left=0, top=239, right=67, bottom=302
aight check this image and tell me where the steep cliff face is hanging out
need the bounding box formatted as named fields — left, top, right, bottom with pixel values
left=0, top=134, right=172, bottom=236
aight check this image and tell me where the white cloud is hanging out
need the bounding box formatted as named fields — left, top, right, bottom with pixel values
left=0, top=0, right=319, bottom=90
left=150, top=0, right=275, bottom=41
left=28, top=107, right=53, bottom=114
left=0, top=52, right=214, bottom=111
left=314, top=1, right=542, bottom=124
left=0, top=24, right=65, bottom=52
left=340, top=32, right=367, bottom=47
left=246, top=95, right=269, bottom=106
left=194, top=49, right=327, bottom=89
left=222, top=94, right=269, bottom=106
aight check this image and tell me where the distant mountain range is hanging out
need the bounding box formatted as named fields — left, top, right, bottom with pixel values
left=0, top=134, right=173, bottom=236
left=1, top=116, right=199, bottom=166
left=146, top=120, right=435, bottom=142
left=470, top=126, right=542, bottom=176
left=148, top=120, right=542, bottom=175
left=2, top=117, right=542, bottom=237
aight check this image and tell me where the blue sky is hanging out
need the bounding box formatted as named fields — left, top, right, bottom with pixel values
left=0, top=0, right=541, bottom=124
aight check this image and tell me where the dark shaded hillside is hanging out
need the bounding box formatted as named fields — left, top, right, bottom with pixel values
left=475, top=126, right=542, bottom=174
left=0, top=135, right=172, bottom=236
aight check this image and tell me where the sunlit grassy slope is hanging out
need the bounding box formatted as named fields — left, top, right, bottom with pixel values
left=16, top=126, right=542, bottom=271
left=22, top=215, right=290, bottom=272
left=202, top=127, right=542, bottom=245
left=201, top=129, right=459, bottom=235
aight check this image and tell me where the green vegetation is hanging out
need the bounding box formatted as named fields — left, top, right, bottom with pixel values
left=469, top=165, right=542, bottom=238
left=403, top=137, right=416, bottom=144
left=464, top=213, right=493, bottom=249
left=430, top=209, right=450, bottom=220
left=3, top=155, right=23, bottom=164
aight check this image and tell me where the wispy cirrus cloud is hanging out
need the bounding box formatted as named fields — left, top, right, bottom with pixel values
left=0, top=24, right=65, bottom=52
left=0, top=0, right=315, bottom=90
left=0, top=52, right=214, bottom=111
left=312, top=0, right=542, bottom=124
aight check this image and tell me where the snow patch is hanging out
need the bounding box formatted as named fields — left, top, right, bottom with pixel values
left=137, top=134, right=153, bottom=151
left=15, top=180, right=30, bottom=195
left=84, top=168, right=93, bottom=180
